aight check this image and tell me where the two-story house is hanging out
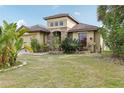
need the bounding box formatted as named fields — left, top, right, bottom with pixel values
left=21, top=13, right=104, bottom=52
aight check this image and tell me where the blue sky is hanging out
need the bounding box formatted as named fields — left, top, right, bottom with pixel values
left=0, top=5, right=101, bottom=27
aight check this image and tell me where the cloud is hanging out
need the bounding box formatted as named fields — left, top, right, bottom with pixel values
left=74, top=12, right=81, bottom=16
left=52, top=5, right=60, bottom=9
left=17, top=19, right=27, bottom=28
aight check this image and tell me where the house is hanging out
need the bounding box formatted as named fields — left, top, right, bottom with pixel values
left=20, top=25, right=50, bottom=46
left=21, top=13, right=104, bottom=52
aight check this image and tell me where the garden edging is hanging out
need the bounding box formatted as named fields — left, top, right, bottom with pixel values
left=0, top=60, right=27, bottom=72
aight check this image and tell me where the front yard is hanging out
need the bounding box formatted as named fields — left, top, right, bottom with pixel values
left=0, top=53, right=124, bottom=87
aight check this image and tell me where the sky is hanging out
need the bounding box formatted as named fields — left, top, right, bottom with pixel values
left=0, top=5, right=101, bottom=27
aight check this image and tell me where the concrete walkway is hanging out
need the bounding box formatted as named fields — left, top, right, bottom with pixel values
left=19, top=51, right=49, bottom=56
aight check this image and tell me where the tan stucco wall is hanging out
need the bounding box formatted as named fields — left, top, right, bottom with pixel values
left=73, top=32, right=78, bottom=40
left=46, top=16, right=78, bottom=42
left=72, top=31, right=104, bottom=52
left=72, top=31, right=102, bottom=52
left=22, top=34, right=32, bottom=46
left=72, top=31, right=94, bottom=46
left=94, top=31, right=101, bottom=52
left=46, top=17, right=77, bottom=31
left=94, top=32, right=109, bottom=52
left=22, top=32, right=47, bottom=46
left=47, top=17, right=67, bottom=29
left=87, top=31, right=94, bottom=45
left=67, top=18, right=77, bottom=29
left=48, top=27, right=68, bottom=32
left=44, top=33, right=48, bottom=44
left=37, top=33, right=43, bottom=45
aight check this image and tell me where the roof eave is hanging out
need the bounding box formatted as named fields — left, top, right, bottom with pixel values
left=28, top=30, right=50, bottom=33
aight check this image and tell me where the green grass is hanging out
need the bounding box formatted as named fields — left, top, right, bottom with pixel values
left=0, top=53, right=124, bottom=88
left=101, top=50, right=113, bottom=57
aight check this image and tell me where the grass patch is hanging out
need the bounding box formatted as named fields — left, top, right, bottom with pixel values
left=0, top=54, right=124, bottom=87
left=101, top=50, right=113, bottom=57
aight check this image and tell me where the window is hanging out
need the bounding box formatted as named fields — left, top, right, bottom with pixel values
left=59, top=21, right=64, bottom=26
left=50, top=22, right=53, bottom=27
left=55, top=21, right=58, bottom=26
left=78, top=32, right=87, bottom=47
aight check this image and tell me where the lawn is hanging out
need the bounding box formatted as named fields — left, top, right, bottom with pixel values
left=0, top=53, right=124, bottom=88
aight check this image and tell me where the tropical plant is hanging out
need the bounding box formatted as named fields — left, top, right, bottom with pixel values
left=60, top=37, right=79, bottom=53
left=31, top=38, right=41, bottom=52
left=0, top=20, right=28, bottom=66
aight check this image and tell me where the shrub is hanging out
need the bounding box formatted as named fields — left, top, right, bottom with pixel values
left=51, top=36, right=61, bottom=51
left=60, top=38, right=79, bottom=53
left=31, top=39, right=41, bottom=52
left=41, top=44, right=49, bottom=52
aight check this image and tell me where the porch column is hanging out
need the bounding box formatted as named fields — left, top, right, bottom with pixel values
left=61, top=31, right=67, bottom=41
left=48, top=32, right=53, bottom=49
left=87, top=31, right=95, bottom=53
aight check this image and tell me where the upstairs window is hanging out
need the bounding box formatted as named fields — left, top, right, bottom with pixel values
left=50, top=22, right=53, bottom=27
left=55, top=21, right=58, bottom=26
left=59, top=21, right=64, bottom=26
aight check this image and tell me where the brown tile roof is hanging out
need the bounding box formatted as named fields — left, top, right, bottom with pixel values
left=44, top=13, right=79, bottom=24
left=69, top=23, right=98, bottom=32
left=19, top=25, right=50, bottom=33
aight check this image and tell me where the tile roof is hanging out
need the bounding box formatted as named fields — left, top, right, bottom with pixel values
left=19, top=25, right=50, bottom=33
left=69, top=23, right=98, bottom=32
left=44, top=13, right=79, bottom=24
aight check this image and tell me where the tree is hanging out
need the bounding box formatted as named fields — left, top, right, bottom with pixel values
left=97, top=6, right=124, bottom=57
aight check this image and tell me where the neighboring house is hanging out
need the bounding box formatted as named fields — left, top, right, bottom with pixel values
left=21, top=13, right=104, bottom=52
